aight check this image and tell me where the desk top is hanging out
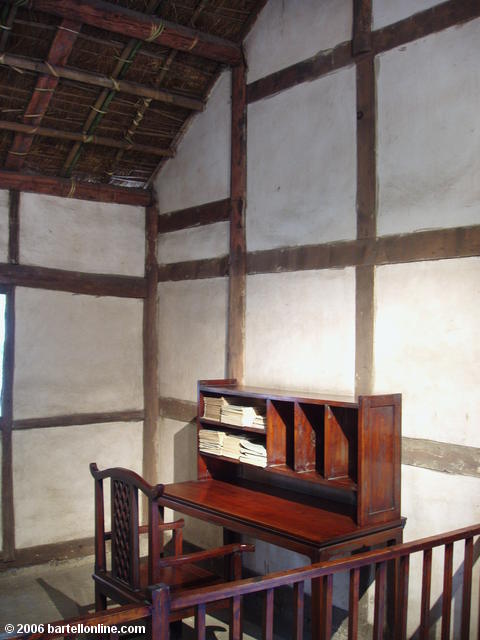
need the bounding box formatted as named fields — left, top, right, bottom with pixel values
left=161, top=479, right=404, bottom=556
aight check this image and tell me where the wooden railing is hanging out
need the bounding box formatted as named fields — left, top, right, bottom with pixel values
left=5, top=585, right=165, bottom=640
left=159, top=523, right=480, bottom=640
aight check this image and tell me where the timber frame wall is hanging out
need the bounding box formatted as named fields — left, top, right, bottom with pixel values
left=157, top=0, right=480, bottom=479
left=0, top=179, right=158, bottom=566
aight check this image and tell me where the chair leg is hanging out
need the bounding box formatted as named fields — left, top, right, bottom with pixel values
left=95, top=584, right=107, bottom=612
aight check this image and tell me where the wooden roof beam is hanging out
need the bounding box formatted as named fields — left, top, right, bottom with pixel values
left=0, top=0, right=242, bottom=65
left=0, top=169, right=152, bottom=206
left=0, top=52, right=205, bottom=111
left=0, top=120, right=174, bottom=157
left=5, top=18, right=80, bottom=170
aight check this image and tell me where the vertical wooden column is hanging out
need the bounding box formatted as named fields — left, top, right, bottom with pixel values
left=227, top=63, right=247, bottom=382
left=354, top=0, right=376, bottom=397
left=1, top=190, right=19, bottom=560
left=143, top=200, right=159, bottom=485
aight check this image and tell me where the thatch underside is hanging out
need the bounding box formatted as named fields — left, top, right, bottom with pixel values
left=0, top=0, right=264, bottom=189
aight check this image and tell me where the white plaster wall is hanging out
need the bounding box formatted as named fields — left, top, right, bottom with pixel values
left=0, top=189, right=8, bottom=262
left=20, top=194, right=145, bottom=276
left=396, top=466, right=480, bottom=638
left=155, top=72, right=231, bottom=212
left=374, top=258, right=480, bottom=447
left=157, top=222, right=229, bottom=264
left=14, top=288, right=143, bottom=418
left=246, top=269, right=355, bottom=394
left=157, top=278, right=228, bottom=402
left=245, top=0, right=352, bottom=83
left=373, top=0, right=445, bottom=30
left=13, top=421, right=143, bottom=548
left=247, top=68, right=356, bottom=252
left=377, top=19, right=480, bottom=236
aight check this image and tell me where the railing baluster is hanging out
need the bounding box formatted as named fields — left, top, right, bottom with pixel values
left=373, top=561, right=387, bottom=640
left=263, top=588, right=274, bottom=640
left=461, top=536, right=473, bottom=640
left=293, top=581, right=304, bottom=640
left=394, top=555, right=409, bottom=640
left=321, top=574, right=333, bottom=640
left=195, top=603, right=206, bottom=640
left=420, top=548, right=432, bottom=640
left=230, top=594, right=242, bottom=640
left=441, top=542, right=454, bottom=640
left=348, top=567, right=359, bottom=640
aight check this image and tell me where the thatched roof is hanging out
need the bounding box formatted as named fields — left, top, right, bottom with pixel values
left=0, top=0, right=265, bottom=189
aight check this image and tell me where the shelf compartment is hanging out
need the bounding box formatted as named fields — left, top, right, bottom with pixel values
left=294, top=402, right=324, bottom=473
left=199, top=418, right=266, bottom=435
left=266, top=399, right=294, bottom=467
left=324, top=405, right=357, bottom=482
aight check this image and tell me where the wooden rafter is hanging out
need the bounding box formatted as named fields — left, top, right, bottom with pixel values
left=0, top=52, right=205, bottom=111
left=0, top=169, right=152, bottom=205
left=0, top=0, right=242, bottom=65
left=5, top=19, right=80, bottom=170
left=112, top=0, right=209, bottom=183
left=62, top=0, right=163, bottom=178
left=0, top=119, right=174, bottom=156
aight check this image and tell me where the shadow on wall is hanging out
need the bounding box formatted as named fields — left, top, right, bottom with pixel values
left=173, top=420, right=197, bottom=484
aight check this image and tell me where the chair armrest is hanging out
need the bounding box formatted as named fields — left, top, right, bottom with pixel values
left=138, top=518, right=185, bottom=535
left=157, top=543, right=254, bottom=568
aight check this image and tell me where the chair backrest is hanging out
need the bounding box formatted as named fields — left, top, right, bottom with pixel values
left=90, top=463, right=165, bottom=590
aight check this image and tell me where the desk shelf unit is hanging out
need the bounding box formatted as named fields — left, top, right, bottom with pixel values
left=197, top=379, right=401, bottom=528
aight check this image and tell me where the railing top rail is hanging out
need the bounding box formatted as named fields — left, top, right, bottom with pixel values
left=171, top=522, right=480, bottom=611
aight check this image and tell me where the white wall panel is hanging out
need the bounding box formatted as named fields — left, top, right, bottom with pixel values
left=374, top=259, right=480, bottom=447
left=0, top=190, right=8, bottom=262
left=247, top=68, right=356, bottom=251
left=373, top=0, right=445, bottom=30
left=155, top=72, right=231, bottom=212
left=157, top=279, right=228, bottom=402
left=14, top=288, right=143, bottom=418
left=13, top=422, right=143, bottom=548
left=400, top=466, right=480, bottom=638
left=20, top=193, right=145, bottom=276
left=246, top=269, right=355, bottom=394
left=377, top=19, right=480, bottom=235
left=245, top=0, right=352, bottom=83
left=157, top=222, right=229, bottom=264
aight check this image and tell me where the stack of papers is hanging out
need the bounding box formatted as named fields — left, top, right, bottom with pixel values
left=239, top=439, right=267, bottom=467
left=198, top=429, right=224, bottom=453
left=220, top=403, right=266, bottom=429
left=199, top=430, right=267, bottom=468
left=203, top=396, right=228, bottom=422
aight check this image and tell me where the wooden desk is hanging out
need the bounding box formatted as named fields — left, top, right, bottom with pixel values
left=160, top=478, right=405, bottom=562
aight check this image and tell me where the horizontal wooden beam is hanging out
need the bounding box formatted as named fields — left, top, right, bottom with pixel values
left=5, top=0, right=242, bottom=65
left=247, top=0, right=480, bottom=104
left=157, top=256, right=228, bottom=281
left=158, top=396, right=197, bottom=423
left=0, top=120, right=174, bottom=158
left=247, top=226, right=480, bottom=275
left=12, top=409, right=144, bottom=430
left=0, top=52, right=204, bottom=111
left=158, top=198, right=231, bottom=234
left=0, top=170, right=152, bottom=206
left=403, top=437, right=480, bottom=478
left=0, top=263, right=146, bottom=298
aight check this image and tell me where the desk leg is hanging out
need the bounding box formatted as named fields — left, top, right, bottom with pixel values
left=311, top=550, right=332, bottom=640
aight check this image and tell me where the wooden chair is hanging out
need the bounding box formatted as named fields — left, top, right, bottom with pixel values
left=90, top=463, right=254, bottom=624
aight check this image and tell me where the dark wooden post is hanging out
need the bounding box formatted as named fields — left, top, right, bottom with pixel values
left=149, top=584, right=171, bottom=640
left=143, top=201, right=159, bottom=486
left=227, top=62, right=247, bottom=382
left=1, top=190, right=19, bottom=561
left=354, top=0, right=376, bottom=398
